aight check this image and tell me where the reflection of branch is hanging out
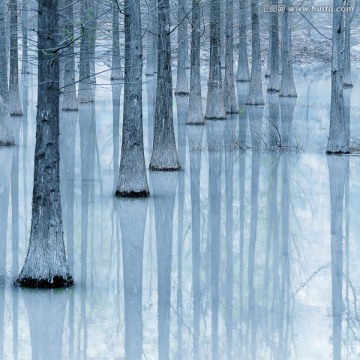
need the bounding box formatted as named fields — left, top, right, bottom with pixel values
left=293, top=264, right=330, bottom=296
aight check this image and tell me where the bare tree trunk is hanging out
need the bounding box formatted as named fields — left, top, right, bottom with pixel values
left=21, top=0, right=29, bottom=74
left=267, top=0, right=280, bottom=92
left=187, top=0, right=203, bottom=124
left=175, top=0, right=189, bottom=95
left=0, top=0, right=7, bottom=100
left=17, top=0, right=73, bottom=287
left=279, top=3, right=296, bottom=97
left=116, top=0, right=149, bottom=197
left=78, top=0, right=93, bottom=103
left=62, top=0, right=78, bottom=111
left=224, top=0, right=238, bottom=113
left=237, top=0, right=250, bottom=82
left=247, top=0, right=264, bottom=105
left=327, top=0, right=348, bottom=153
left=343, top=8, right=352, bottom=87
left=145, top=0, right=157, bottom=76
left=149, top=0, right=180, bottom=170
left=205, top=0, right=226, bottom=119
left=111, top=0, right=123, bottom=80
left=89, top=2, right=98, bottom=84
left=9, top=0, right=22, bottom=116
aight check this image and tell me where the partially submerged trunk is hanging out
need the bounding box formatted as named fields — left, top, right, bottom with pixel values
left=267, top=0, right=280, bottom=92
left=327, top=0, right=348, bottom=154
left=9, top=0, right=22, bottom=116
left=237, top=0, right=250, bottom=82
left=62, top=0, right=78, bottom=111
left=205, top=0, right=226, bottom=119
left=223, top=0, right=238, bottom=113
left=149, top=0, right=180, bottom=170
left=17, top=0, right=73, bottom=288
left=116, top=0, right=149, bottom=197
left=175, top=0, right=189, bottom=95
left=110, top=0, right=123, bottom=81
left=247, top=0, right=264, bottom=105
left=279, top=4, right=296, bottom=97
left=187, top=0, right=203, bottom=124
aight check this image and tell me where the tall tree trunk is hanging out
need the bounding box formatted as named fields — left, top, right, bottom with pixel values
left=267, top=0, right=280, bottom=92
left=247, top=0, right=264, bottom=105
left=89, top=1, right=97, bottom=84
left=175, top=0, right=189, bottom=95
left=0, top=0, right=7, bottom=100
left=116, top=0, right=149, bottom=197
left=205, top=0, right=226, bottom=119
left=62, top=0, right=78, bottom=111
left=17, top=0, right=73, bottom=287
left=149, top=0, right=180, bottom=170
left=224, top=0, right=238, bottom=113
left=145, top=0, right=157, bottom=76
left=237, top=0, right=250, bottom=82
left=187, top=0, right=203, bottom=124
left=9, top=0, right=22, bottom=116
left=343, top=7, right=352, bottom=87
left=111, top=0, right=123, bottom=80
left=21, top=0, right=29, bottom=74
left=0, top=102, right=15, bottom=145
left=279, top=3, right=296, bottom=97
left=78, top=0, right=93, bottom=103
left=327, top=0, right=348, bottom=153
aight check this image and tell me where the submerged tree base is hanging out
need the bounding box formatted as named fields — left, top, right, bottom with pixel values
left=174, top=91, right=189, bottom=96
left=17, top=275, right=74, bottom=288
left=326, top=150, right=351, bottom=155
left=115, top=190, right=150, bottom=198
left=149, top=164, right=181, bottom=171
left=0, top=140, right=15, bottom=146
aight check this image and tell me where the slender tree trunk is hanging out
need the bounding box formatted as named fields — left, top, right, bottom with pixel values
left=205, top=0, right=226, bottom=119
left=149, top=0, right=180, bottom=170
left=265, top=19, right=271, bottom=78
left=279, top=3, right=296, bottom=97
left=62, top=0, right=78, bottom=111
left=343, top=7, right=352, bottom=87
left=17, top=0, right=73, bottom=287
left=327, top=0, right=348, bottom=153
left=89, top=1, right=98, bottom=84
left=116, top=0, right=149, bottom=197
left=237, top=0, right=250, bottom=82
left=0, top=102, right=15, bottom=145
left=187, top=0, right=203, bottom=124
left=9, top=0, right=22, bottom=116
left=267, top=0, right=280, bottom=92
left=224, top=0, right=238, bottom=113
left=175, top=0, right=189, bottom=95
left=78, top=0, right=93, bottom=103
left=0, top=0, right=7, bottom=100
left=21, top=0, right=29, bottom=74
left=111, top=0, right=123, bottom=80
left=247, top=0, right=264, bottom=105
left=145, top=0, right=157, bottom=76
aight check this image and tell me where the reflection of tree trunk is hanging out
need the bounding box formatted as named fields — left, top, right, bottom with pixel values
left=176, top=96, right=187, bottom=358
left=225, top=115, right=236, bottom=359
left=0, top=148, right=12, bottom=359
left=23, top=290, right=69, bottom=359
left=206, top=121, right=224, bottom=359
left=119, top=199, right=148, bottom=360
left=188, top=125, right=204, bottom=360
left=247, top=106, right=262, bottom=360
left=151, top=172, right=178, bottom=360
left=328, top=156, right=346, bottom=360
left=79, top=103, right=96, bottom=358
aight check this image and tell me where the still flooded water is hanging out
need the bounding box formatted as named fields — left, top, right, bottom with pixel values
left=0, top=66, right=360, bottom=359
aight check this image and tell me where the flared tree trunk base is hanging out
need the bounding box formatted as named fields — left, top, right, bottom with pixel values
left=17, top=275, right=74, bottom=288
